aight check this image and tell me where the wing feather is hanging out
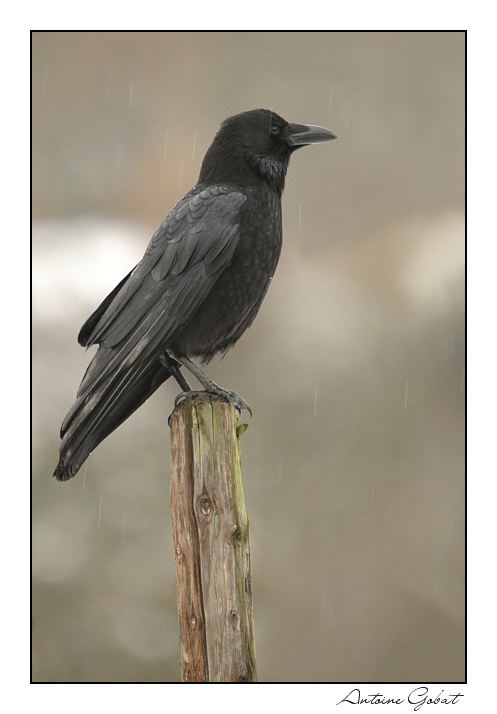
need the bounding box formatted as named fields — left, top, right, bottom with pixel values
left=60, top=186, right=246, bottom=441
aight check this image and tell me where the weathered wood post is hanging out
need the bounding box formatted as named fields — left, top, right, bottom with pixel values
left=169, top=393, right=257, bottom=682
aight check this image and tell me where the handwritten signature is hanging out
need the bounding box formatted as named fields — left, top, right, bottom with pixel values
left=337, top=688, right=464, bottom=711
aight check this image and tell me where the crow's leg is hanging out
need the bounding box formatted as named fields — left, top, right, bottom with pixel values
left=159, top=354, right=192, bottom=392
left=165, top=350, right=252, bottom=416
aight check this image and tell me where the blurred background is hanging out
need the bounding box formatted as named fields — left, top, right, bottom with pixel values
left=32, top=32, right=465, bottom=683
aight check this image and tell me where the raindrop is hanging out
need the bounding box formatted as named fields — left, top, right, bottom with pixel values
left=313, top=388, right=318, bottom=418
left=128, top=82, right=134, bottom=110
left=164, top=130, right=169, bottom=159
left=97, top=496, right=103, bottom=528
left=298, top=202, right=302, bottom=229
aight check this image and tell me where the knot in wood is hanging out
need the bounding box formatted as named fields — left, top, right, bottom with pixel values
left=229, top=609, right=239, bottom=628
left=244, top=573, right=252, bottom=595
left=231, top=524, right=245, bottom=542
left=198, top=494, right=212, bottom=516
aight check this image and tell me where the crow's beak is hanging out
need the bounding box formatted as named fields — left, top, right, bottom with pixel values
left=286, top=122, right=337, bottom=147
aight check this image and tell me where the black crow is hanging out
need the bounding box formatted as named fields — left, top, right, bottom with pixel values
left=54, top=109, right=336, bottom=480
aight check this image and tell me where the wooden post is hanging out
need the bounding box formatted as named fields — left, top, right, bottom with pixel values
left=169, top=394, right=257, bottom=683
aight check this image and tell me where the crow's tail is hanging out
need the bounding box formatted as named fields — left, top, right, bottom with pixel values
left=54, top=357, right=171, bottom=481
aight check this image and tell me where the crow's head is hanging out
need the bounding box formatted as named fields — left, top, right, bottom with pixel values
left=199, top=108, right=336, bottom=192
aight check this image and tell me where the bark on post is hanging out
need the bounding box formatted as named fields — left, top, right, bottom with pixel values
left=169, top=393, right=257, bottom=683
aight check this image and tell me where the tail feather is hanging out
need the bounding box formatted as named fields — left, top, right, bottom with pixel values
left=54, top=358, right=171, bottom=481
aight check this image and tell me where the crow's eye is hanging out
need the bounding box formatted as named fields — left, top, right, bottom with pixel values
left=270, top=126, right=280, bottom=135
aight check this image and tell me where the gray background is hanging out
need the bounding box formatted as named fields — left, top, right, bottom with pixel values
left=32, top=31, right=465, bottom=683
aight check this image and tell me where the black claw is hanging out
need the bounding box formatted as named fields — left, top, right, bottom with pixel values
left=208, top=388, right=252, bottom=416
left=173, top=390, right=205, bottom=407
left=224, top=390, right=253, bottom=417
left=170, top=388, right=252, bottom=417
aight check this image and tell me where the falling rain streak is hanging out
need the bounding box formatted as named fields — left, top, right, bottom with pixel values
left=128, top=82, right=134, bottom=111
left=404, top=379, right=409, bottom=410
left=164, top=130, right=168, bottom=159
left=298, top=202, right=302, bottom=229
left=314, top=388, right=318, bottom=418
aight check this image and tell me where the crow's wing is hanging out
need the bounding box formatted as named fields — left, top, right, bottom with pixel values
left=56, top=186, right=246, bottom=478
left=81, top=186, right=246, bottom=348
left=71, top=185, right=246, bottom=406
